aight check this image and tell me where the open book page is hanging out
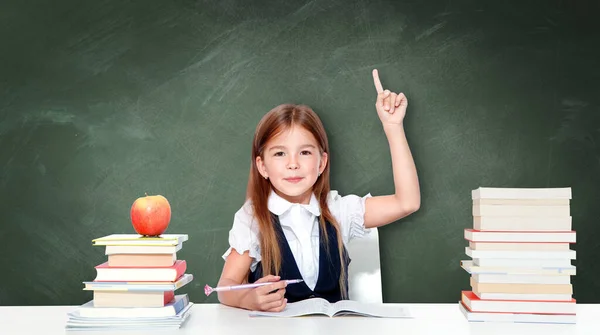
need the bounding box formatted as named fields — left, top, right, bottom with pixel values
left=331, top=300, right=411, bottom=318
left=248, top=298, right=411, bottom=318
left=249, top=298, right=331, bottom=317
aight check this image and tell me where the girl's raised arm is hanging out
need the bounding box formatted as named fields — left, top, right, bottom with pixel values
left=363, top=69, right=421, bottom=228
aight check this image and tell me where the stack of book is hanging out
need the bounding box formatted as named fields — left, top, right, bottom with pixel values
left=65, top=234, right=194, bottom=331
left=459, top=187, right=577, bottom=324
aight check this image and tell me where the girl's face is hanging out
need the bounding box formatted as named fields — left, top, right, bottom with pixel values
left=256, top=125, right=327, bottom=204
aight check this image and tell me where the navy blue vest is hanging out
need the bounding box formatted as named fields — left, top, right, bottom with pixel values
left=247, top=214, right=350, bottom=303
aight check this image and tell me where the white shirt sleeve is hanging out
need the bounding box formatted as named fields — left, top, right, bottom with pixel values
left=327, top=190, right=372, bottom=245
left=221, top=200, right=262, bottom=272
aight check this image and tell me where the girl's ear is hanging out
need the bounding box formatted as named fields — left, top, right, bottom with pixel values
left=319, top=152, right=328, bottom=175
left=256, top=156, right=268, bottom=179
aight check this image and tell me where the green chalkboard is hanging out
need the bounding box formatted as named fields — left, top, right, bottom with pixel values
left=1, top=0, right=599, bottom=306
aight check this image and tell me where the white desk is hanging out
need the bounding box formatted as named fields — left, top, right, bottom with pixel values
left=1, top=303, right=598, bottom=335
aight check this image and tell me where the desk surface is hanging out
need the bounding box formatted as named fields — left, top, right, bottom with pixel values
left=1, top=303, right=598, bottom=335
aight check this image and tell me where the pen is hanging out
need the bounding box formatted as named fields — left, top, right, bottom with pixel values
left=204, top=279, right=303, bottom=296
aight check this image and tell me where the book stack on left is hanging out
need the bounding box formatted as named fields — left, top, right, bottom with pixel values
left=65, top=234, right=194, bottom=331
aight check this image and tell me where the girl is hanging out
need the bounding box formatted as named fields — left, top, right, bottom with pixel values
left=218, top=69, right=420, bottom=312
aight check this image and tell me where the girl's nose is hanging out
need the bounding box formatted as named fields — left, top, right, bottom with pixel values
left=287, top=157, right=299, bottom=169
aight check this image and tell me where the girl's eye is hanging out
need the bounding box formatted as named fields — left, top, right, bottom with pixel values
left=301, top=150, right=312, bottom=155
left=274, top=151, right=284, bottom=157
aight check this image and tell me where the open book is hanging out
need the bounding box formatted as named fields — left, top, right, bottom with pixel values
left=249, top=298, right=411, bottom=318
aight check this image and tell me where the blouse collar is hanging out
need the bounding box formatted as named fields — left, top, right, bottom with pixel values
left=267, top=189, right=321, bottom=217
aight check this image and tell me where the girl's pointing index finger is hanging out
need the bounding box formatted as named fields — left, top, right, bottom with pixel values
left=372, top=69, right=384, bottom=93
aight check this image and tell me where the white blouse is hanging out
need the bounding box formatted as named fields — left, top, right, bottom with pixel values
left=222, top=190, right=372, bottom=291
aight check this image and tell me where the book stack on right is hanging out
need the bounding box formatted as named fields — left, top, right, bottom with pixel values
left=459, top=187, right=577, bottom=324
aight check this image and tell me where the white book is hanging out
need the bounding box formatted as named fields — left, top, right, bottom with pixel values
left=105, top=244, right=182, bottom=255
left=473, top=198, right=570, bottom=206
left=460, top=260, right=576, bottom=275
left=249, top=298, right=411, bottom=318
left=472, top=258, right=572, bottom=268
left=469, top=242, right=571, bottom=251
left=473, top=205, right=570, bottom=217
left=464, top=229, right=576, bottom=243
left=83, top=273, right=194, bottom=291
left=473, top=216, right=572, bottom=231
left=472, top=273, right=571, bottom=285
left=76, top=294, right=190, bottom=318
left=472, top=187, right=572, bottom=200
left=65, top=303, right=192, bottom=331
left=67, top=306, right=190, bottom=322
left=465, top=247, right=576, bottom=260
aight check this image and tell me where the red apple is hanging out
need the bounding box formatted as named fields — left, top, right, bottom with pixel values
left=130, top=194, right=171, bottom=236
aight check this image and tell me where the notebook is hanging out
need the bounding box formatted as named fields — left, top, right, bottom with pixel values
left=248, top=298, right=411, bottom=318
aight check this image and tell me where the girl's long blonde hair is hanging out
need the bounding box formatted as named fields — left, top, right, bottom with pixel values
left=246, top=103, right=347, bottom=299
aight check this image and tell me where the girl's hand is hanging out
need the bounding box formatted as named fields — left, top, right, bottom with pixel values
left=247, top=275, right=288, bottom=312
left=372, top=69, right=408, bottom=126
